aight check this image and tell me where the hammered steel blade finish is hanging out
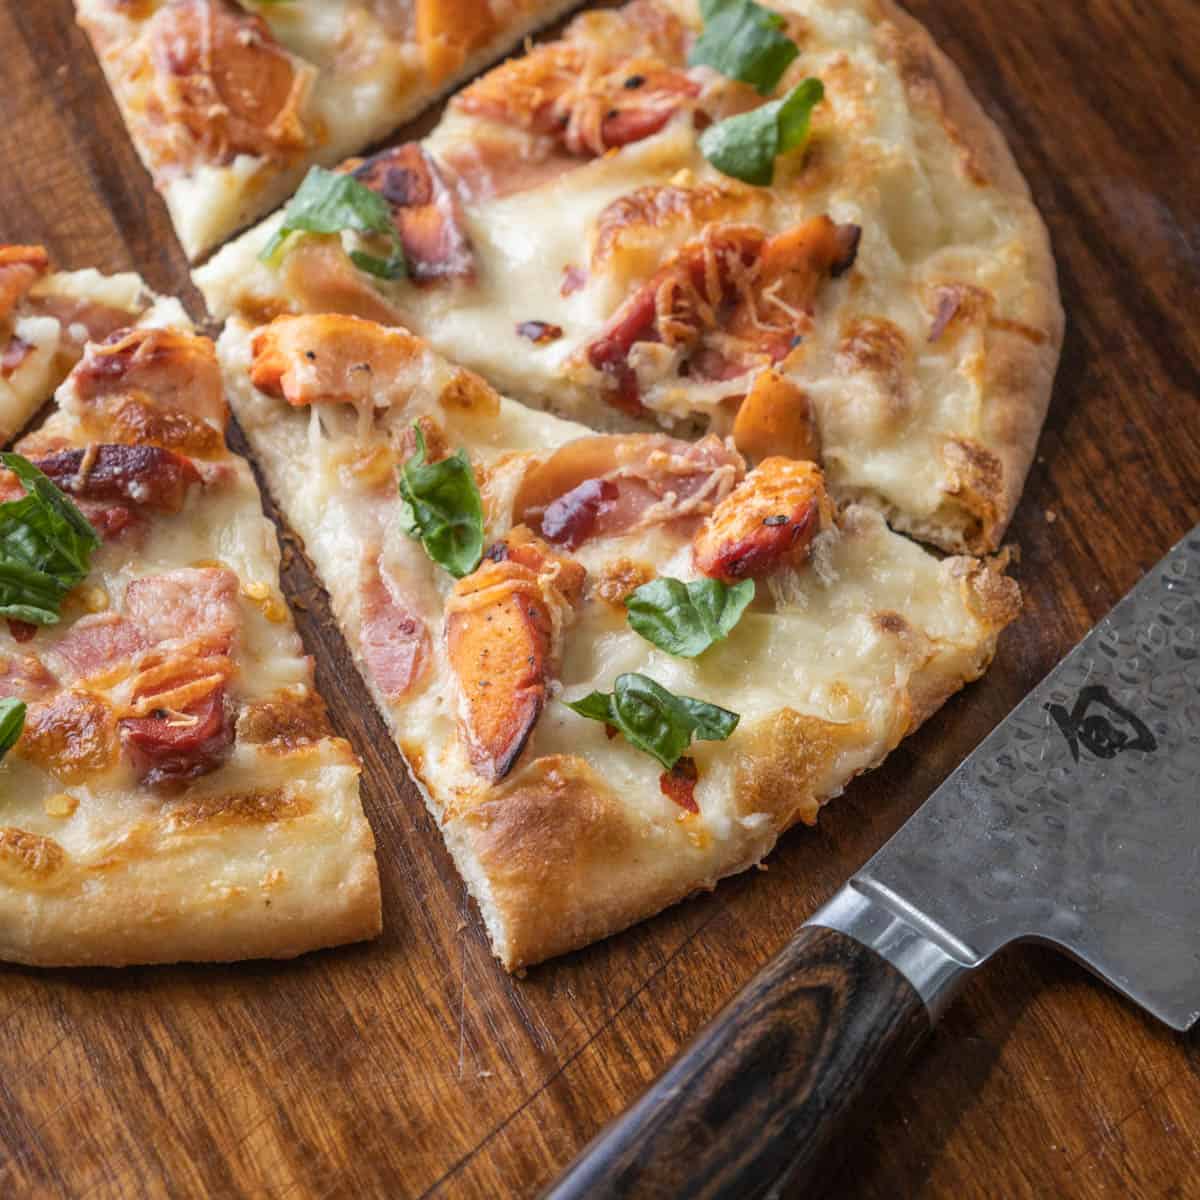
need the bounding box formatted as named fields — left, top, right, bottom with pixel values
left=857, top=525, right=1200, bottom=1030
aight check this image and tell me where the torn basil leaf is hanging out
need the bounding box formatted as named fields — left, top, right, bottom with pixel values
left=398, top=425, right=484, bottom=578
left=565, top=672, right=739, bottom=769
left=0, top=698, right=24, bottom=763
left=689, top=0, right=799, bottom=95
left=260, top=166, right=407, bottom=280
left=626, top=576, right=754, bottom=657
left=0, top=452, right=100, bottom=625
left=699, top=77, right=824, bottom=185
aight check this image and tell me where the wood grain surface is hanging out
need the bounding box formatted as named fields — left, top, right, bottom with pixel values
left=1, top=1, right=1198, bottom=1197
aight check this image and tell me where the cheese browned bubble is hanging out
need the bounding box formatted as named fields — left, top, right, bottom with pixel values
left=196, top=0, right=1062, bottom=555
left=0, top=306, right=380, bottom=968
left=75, top=0, right=589, bottom=259
left=218, top=311, right=1020, bottom=970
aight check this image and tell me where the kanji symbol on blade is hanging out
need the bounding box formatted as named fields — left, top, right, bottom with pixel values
left=1045, top=684, right=1158, bottom=764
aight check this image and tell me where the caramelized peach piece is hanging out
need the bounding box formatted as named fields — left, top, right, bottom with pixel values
left=732, top=371, right=821, bottom=465
left=249, top=313, right=424, bottom=407
left=447, top=529, right=585, bottom=780
left=693, top=458, right=833, bottom=583
left=350, top=143, right=475, bottom=283
left=278, top=238, right=406, bottom=327
left=415, top=0, right=497, bottom=85
left=0, top=245, right=49, bottom=323
left=148, top=0, right=311, bottom=166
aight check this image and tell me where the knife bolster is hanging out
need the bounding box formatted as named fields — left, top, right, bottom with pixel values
left=808, top=882, right=978, bottom=1021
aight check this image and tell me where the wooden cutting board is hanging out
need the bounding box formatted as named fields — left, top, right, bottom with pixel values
left=1, top=2, right=1198, bottom=1196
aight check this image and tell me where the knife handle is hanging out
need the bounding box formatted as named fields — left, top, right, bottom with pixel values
left=543, top=924, right=935, bottom=1200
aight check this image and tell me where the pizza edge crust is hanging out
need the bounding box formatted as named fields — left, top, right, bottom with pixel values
left=872, top=0, right=1065, bottom=553
left=444, top=552, right=1021, bottom=973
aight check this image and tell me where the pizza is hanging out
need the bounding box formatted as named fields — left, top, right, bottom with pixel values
left=196, top=0, right=1064, bottom=555
left=0, top=303, right=380, bottom=966
left=217, top=310, right=1019, bottom=969
left=75, top=0, right=587, bottom=260
left=0, top=244, right=184, bottom=445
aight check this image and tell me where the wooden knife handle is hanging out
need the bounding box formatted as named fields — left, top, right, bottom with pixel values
left=542, top=925, right=930, bottom=1200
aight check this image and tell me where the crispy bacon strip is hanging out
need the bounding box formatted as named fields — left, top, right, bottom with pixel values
left=447, top=528, right=583, bottom=781
left=122, top=686, right=232, bottom=787
left=515, top=433, right=744, bottom=550
left=349, top=144, right=475, bottom=283
left=586, top=217, right=861, bottom=413
left=693, top=457, right=833, bottom=583
left=34, top=445, right=201, bottom=513
left=147, top=0, right=311, bottom=168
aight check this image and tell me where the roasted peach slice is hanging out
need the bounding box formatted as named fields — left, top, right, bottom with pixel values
left=0, top=245, right=49, bottom=323
left=447, top=528, right=584, bottom=780
left=415, top=0, right=497, bottom=85
left=732, top=371, right=821, bottom=465
left=693, top=458, right=833, bottom=583
left=249, top=313, right=423, bottom=407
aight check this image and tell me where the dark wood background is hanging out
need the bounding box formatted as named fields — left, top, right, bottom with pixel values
left=2, top=1, right=1198, bottom=1196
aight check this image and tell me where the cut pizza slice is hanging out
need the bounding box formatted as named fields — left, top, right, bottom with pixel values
left=218, top=311, right=1019, bottom=970
left=196, top=0, right=1064, bottom=555
left=0, top=308, right=380, bottom=966
left=75, top=0, right=587, bottom=260
left=0, top=244, right=185, bottom=445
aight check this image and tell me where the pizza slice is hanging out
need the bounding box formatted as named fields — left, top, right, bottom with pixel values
left=75, top=0, right=586, bottom=260
left=0, top=244, right=184, bottom=445
left=0, top=307, right=380, bottom=966
left=196, top=0, right=1063, bottom=555
left=218, top=311, right=1019, bottom=970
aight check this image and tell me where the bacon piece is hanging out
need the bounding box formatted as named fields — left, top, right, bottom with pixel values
left=24, top=293, right=140, bottom=345
left=516, top=433, right=744, bottom=549
left=693, top=457, right=833, bottom=583
left=147, top=0, right=311, bottom=167
left=660, top=756, right=699, bottom=813
left=34, top=445, right=201, bottom=513
left=48, top=614, right=147, bottom=684
left=123, top=567, right=240, bottom=649
left=69, top=327, right=227, bottom=455
left=0, top=245, right=49, bottom=323
left=414, top=0, right=497, bottom=85
left=121, top=687, right=232, bottom=787
left=7, top=620, right=36, bottom=644
left=19, top=690, right=119, bottom=784
left=731, top=371, right=821, bottom=465
left=350, top=143, right=475, bottom=283
left=249, top=313, right=424, bottom=408
left=0, top=651, right=57, bottom=701
left=446, top=531, right=582, bottom=781
left=586, top=218, right=860, bottom=412
left=455, top=44, right=698, bottom=160
left=360, top=557, right=430, bottom=700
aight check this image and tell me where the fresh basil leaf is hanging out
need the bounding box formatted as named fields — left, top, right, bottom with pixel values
left=565, top=672, right=740, bottom=769
left=625, top=576, right=754, bottom=657
left=397, top=425, right=484, bottom=578
left=0, top=698, right=24, bottom=762
left=260, top=166, right=407, bottom=280
left=699, top=77, right=824, bottom=185
left=690, top=0, right=799, bottom=94
left=0, top=453, right=100, bottom=625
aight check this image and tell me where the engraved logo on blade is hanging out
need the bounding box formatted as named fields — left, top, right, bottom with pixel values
left=1045, top=684, right=1158, bottom=764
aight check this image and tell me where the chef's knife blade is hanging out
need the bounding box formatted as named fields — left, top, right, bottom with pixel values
left=545, top=523, right=1200, bottom=1200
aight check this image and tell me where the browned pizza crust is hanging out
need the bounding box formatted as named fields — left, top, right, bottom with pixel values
left=873, top=0, right=1065, bottom=551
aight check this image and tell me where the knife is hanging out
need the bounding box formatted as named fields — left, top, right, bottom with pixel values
left=544, top=523, right=1200, bottom=1199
